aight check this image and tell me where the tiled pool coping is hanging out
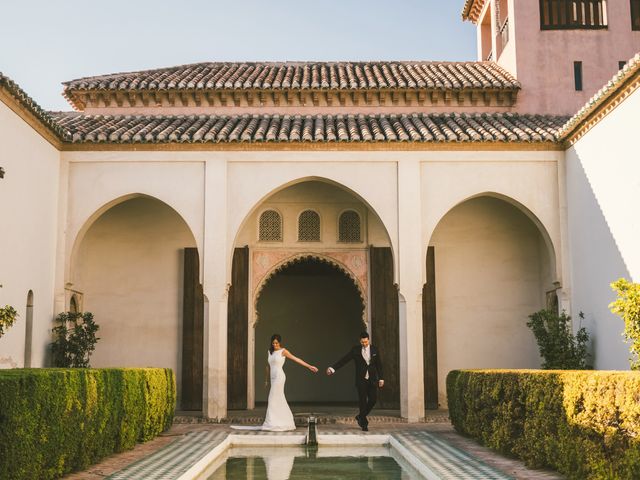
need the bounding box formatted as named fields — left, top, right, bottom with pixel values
left=106, top=429, right=515, bottom=480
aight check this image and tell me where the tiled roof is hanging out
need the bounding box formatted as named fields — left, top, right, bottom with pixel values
left=558, top=53, right=640, bottom=140
left=0, top=72, right=69, bottom=140
left=462, top=0, right=486, bottom=23
left=62, top=61, right=520, bottom=109
left=52, top=112, right=566, bottom=144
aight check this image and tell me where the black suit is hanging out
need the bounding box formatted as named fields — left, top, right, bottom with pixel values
left=331, top=345, right=383, bottom=423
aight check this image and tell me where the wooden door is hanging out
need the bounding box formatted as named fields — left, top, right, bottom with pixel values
left=423, top=246, right=438, bottom=409
left=182, top=248, right=204, bottom=411
left=370, top=247, right=400, bottom=409
left=227, top=246, right=249, bottom=410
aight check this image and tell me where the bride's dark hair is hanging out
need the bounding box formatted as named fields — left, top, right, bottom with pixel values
left=269, top=333, right=282, bottom=353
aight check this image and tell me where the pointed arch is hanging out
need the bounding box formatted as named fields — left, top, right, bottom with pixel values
left=253, top=252, right=367, bottom=327
left=69, top=193, right=200, bottom=281
left=24, top=290, right=34, bottom=368
left=425, top=191, right=558, bottom=283
left=229, top=175, right=395, bottom=281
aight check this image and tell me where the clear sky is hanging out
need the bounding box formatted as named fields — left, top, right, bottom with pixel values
left=0, top=1, right=476, bottom=111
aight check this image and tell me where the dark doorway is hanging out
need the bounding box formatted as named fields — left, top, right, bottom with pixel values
left=255, top=258, right=364, bottom=404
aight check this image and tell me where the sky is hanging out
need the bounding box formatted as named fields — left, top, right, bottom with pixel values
left=0, top=1, right=476, bottom=111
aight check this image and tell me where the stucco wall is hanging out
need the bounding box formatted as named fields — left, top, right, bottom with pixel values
left=57, top=149, right=564, bottom=418
left=0, top=101, right=59, bottom=368
left=507, top=0, right=640, bottom=114
left=420, top=152, right=562, bottom=285
left=565, top=88, right=640, bottom=370
left=431, top=196, right=549, bottom=405
left=73, top=197, right=197, bottom=401
left=235, top=180, right=390, bottom=247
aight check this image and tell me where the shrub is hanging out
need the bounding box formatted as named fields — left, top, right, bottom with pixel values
left=0, top=368, right=175, bottom=480
left=0, top=305, right=18, bottom=338
left=610, top=278, right=640, bottom=370
left=447, top=370, right=640, bottom=479
left=526, top=309, right=590, bottom=369
left=51, top=311, right=100, bottom=367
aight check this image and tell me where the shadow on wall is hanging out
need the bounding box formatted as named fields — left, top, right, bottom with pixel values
left=567, top=152, right=631, bottom=370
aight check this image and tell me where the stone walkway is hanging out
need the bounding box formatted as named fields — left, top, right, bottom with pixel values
left=64, top=415, right=563, bottom=480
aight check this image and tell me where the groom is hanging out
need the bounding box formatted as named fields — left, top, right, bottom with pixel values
left=326, top=331, right=384, bottom=431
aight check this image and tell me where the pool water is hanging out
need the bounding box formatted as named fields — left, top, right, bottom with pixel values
left=206, top=446, right=422, bottom=479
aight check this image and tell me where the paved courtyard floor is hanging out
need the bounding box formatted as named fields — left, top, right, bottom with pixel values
left=64, top=409, right=563, bottom=480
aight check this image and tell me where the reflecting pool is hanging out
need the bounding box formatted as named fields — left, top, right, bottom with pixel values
left=205, top=446, right=423, bottom=480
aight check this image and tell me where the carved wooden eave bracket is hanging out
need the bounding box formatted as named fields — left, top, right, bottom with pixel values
left=64, top=87, right=520, bottom=112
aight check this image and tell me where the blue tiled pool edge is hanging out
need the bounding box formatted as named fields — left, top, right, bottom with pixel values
left=106, top=430, right=515, bottom=480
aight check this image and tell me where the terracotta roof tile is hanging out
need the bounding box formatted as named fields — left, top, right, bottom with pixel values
left=462, top=0, right=487, bottom=23
left=51, top=112, right=566, bottom=144
left=0, top=72, right=69, bottom=139
left=62, top=61, right=519, bottom=106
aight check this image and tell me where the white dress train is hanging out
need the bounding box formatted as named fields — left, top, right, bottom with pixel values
left=231, top=349, right=296, bottom=432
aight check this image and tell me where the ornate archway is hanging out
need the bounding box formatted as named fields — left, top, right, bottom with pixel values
left=252, top=254, right=367, bottom=404
left=252, top=251, right=368, bottom=326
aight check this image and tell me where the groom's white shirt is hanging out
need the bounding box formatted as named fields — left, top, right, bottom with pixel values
left=362, top=345, right=371, bottom=379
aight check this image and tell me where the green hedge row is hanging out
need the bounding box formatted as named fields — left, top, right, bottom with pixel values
left=0, top=368, right=176, bottom=480
left=447, top=369, right=640, bottom=479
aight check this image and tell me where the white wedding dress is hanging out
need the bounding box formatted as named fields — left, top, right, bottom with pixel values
left=231, top=349, right=296, bottom=432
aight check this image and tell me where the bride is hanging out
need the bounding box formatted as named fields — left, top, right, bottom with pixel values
left=233, top=333, right=318, bottom=431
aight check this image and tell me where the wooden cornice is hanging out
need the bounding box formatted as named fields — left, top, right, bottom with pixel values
left=60, top=141, right=563, bottom=152
left=68, top=87, right=520, bottom=112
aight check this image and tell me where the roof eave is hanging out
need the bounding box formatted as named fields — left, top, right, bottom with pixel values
left=559, top=53, right=640, bottom=144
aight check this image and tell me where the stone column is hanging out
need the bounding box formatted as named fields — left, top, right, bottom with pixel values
left=557, top=153, right=573, bottom=316
left=203, top=157, right=229, bottom=420
left=397, top=159, right=425, bottom=422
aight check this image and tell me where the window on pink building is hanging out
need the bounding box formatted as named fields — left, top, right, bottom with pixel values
left=632, top=0, right=640, bottom=30
left=540, top=0, right=608, bottom=29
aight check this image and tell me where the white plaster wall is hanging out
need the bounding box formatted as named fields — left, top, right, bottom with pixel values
left=566, top=89, right=640, bottom=370
left=235, top=181, right=389, bottom=247
left=431, top=197, right=549, bottom=405
left=0, top=102, right=60, bottom=368
left=421, top=152, right=562, bottom=286
left=73, top=197, right=196, bottom=401
left=226, top=155, right=399, bottom=281
left=62, top=155, right=207, bottom=281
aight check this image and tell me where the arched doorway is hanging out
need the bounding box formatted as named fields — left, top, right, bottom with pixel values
left=69, top=294, right=79, bottom=314
left=70, top=195, right=199, bottom=409
left=24, top=290, right=33, bottom=368
left=424, top=195, right=555, bottom=407
left=255, top=257, right=365, bottom=403
left=228, top=179, right=399, bottom=410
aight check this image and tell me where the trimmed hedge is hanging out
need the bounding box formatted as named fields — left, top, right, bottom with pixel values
left=447, top=370, right=640, bottom=479
left=0, top=368, right=175, bottom=480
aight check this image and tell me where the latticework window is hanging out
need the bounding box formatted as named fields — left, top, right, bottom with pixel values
left=298, top=210, right=320, bottom=242
left=259, top=210, right=282, bottom=241
left=339, top=210, right=362, bottom=243
left=539, top=0, right=608, bottom=29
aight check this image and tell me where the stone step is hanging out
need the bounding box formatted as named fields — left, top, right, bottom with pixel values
left=174, top=412, right=449, bottom=425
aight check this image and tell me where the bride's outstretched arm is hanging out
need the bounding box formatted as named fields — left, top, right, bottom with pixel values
left=282, top=349, right=318, bottom=373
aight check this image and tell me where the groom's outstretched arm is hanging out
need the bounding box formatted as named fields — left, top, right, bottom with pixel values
left=327, top=348, right=353, bottom=375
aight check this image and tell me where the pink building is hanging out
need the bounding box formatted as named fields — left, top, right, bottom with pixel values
left=464, top=0, right=640, bottom=113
